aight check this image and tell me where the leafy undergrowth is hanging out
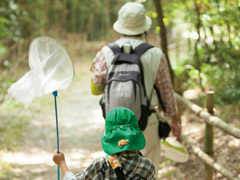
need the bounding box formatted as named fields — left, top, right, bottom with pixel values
left=0, top=99, right=30, bottom=150
left=0, top=160, right=18, bottom=180
left=0, top=99, right=30, bottom=179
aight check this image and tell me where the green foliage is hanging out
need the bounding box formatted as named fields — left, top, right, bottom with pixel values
left=0, top=44, right=8, bottom=60
left=0, top=1, right=24, bottom=43
left=0, top=100, right=29, bottom=150
left=0, top=17, right=8, bottom=38
left=0, top=0, right=239, bottom=104
left=0, top=160, right=18, bottom=180
left=168, top=0, right=240, bottom=104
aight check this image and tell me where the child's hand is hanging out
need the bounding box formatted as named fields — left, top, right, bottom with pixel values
left=53, top=151, right=70, bottom=176
left=53, top=150, right=65, bottom=166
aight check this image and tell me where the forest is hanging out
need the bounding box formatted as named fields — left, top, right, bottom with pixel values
left=0, top=0, right=239, bottom=179
left=1, top=0, right=240, bottom=104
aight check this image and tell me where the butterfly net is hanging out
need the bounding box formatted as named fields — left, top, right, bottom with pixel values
left=8, top=36, right=74, bottom=108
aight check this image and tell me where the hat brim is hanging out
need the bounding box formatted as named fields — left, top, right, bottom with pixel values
left=101, top=127, right=146, bottom=155
left=113, top=16, right=152, bottom=35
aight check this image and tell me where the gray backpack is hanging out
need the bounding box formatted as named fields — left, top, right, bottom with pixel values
left=100, top=42, right=154, bottom=130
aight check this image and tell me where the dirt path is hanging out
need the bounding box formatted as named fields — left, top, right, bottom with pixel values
left=2, top=63, right=105, bottom=180
left=1, top=61, right=240, bottom=180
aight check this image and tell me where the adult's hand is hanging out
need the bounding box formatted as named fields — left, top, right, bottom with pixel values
left=170, top=115, right=181, bottom=138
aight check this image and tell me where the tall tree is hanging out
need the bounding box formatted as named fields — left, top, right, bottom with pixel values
left=153, top=0, right=174, bottom=81
left=193, top=0, right=204, bottom=91
left=105, top=0, right=111, bottom=39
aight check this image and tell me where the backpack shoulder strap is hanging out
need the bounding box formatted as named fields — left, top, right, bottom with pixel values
left=108, top=42, right=153, bottom=56
left=107, top=43, right=122, bottom=55
left=133, top=43, right=154, bottom=98
left=115, top=168, right=126, bottom=180
left=134, top=43, right=154, bottom=57
left=106, top=154, right=126, bottom=180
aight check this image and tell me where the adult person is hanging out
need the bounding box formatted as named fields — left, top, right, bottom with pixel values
left=53, top=107, right=155, bottom=179
left=90, top=2, right=181, bottom=174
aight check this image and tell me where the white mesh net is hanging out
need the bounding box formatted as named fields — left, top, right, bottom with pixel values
left=8, top=36, right=75, bottom=108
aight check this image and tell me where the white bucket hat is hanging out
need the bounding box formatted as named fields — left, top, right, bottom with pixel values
left=113, top=2, right=152, bottom=35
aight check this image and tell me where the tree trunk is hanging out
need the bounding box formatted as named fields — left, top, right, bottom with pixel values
left=84, top=13, right=94, bottom=40
left=153, top=0, right=174, bottom=82
left=43, top=0, right=49, bottom=34
left=194, top=0, right=204, bottom=92
left=66, top=0, right=72, bottom=32
left=105, top=0, right=111, bottom=39
left=71, top=0, right=77, bottom=33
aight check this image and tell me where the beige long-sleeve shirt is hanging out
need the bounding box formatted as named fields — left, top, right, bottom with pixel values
left=91, top=38, right=177, bottom=117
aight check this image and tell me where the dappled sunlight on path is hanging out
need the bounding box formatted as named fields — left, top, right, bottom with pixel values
left=3, top=62, right=239, bottom=180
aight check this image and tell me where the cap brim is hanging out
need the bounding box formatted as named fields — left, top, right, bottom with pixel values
left=113, top=16, right=152, bottom=35
left=101, top=128, right=146, bottom=155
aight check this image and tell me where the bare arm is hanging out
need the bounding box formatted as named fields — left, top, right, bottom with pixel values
left=169, top=114, right=181, bottom=138
left=53, top=151, right=70, bottom=176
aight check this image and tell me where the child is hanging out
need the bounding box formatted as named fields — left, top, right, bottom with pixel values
left=53, top=107, right=155, bottom=179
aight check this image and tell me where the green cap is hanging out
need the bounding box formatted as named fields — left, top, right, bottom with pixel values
left=101, top=107, right=146, bottom=155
